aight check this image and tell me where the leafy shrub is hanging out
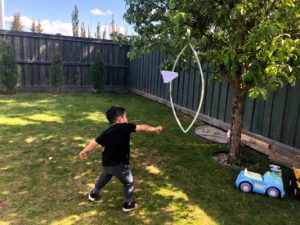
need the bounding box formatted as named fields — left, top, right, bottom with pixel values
left=50, top=44, right=64, bottom=93
left=91, top=51, right=106, bottom=93
left=0, top=40, right=18, bottom=94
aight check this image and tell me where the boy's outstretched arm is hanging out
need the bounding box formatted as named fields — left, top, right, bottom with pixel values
left=136, top=125, right=163, bottom=133
left=79, top=140, right=99, bottom=160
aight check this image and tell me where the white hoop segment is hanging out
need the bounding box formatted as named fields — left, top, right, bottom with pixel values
left=169, top=44, right=205, bottom=133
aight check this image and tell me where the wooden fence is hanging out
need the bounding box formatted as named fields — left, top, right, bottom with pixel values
left=128, top=50, right=300, bottom=150
left=0, top=30, right=130, bottom=91
left=0, top=30, right=299, bottom=152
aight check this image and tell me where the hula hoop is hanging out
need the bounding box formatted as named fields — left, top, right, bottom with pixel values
left=169, top=44, right=205, bottom=133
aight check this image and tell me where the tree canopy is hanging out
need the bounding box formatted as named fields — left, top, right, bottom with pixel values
left=124, top=0, right=299, bottom=98
left=121, top=0, right=300, bottom=162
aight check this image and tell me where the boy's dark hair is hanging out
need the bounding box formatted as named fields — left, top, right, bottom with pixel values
left=105, top=106, right=126, bottom=124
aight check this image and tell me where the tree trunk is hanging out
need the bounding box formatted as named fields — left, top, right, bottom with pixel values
left=228, top=86, right=246, bottom=163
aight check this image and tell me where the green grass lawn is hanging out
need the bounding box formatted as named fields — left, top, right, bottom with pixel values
left=0, top=93, right=299, bottom=225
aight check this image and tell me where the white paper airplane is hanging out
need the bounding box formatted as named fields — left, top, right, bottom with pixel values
left=160, top=70, right=179, bottom=83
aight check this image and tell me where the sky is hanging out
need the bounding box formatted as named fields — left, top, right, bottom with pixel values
left=2, top=0, right=133, bottom=37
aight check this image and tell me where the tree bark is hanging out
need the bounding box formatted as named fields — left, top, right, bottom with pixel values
left=228, top=84, right=246, bottom=163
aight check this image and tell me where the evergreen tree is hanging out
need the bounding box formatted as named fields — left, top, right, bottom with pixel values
left=36, top=20, right=43, bottom=33
left=96, top=22, right=101, bottom=39
left=80, top=22, right=86, bottom=37
left=0, top=40, right=18, bottom=94
left=72, top=5, right=79, bottom=37
left=31, top=21, right=36, bottom=32
left=102, top=28, right=107, bottom=39
left=87, top=25, right=92, bottom=38
left=50, top=44, right=64, bottom=93
left=11, top=12, right=23, bottom=31
left=91, top=51, right=106, bottom=93
left=110, top=15, right=115, bottom=38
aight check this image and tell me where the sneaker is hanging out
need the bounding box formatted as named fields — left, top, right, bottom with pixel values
left=122, top=201, right=138, bottom=212
left=88, top=190, right=99, bottom=202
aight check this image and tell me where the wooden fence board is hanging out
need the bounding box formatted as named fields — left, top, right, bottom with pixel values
left=251, top=99, right=265, bottom=134
left=211, top=81, right=221, bottom=119
left=243, top=97, right=255, bottom=130
left=157, top=52, right=164, bottom=98
left=192, top=65, right=201, bottom=111
left=149, top=51, right=154, bottom=96
left=281, top=83, right=300, bottom=145
left=156, top=51, right=162, bottom=96
left=261, top=94, right=274, bottom=138
left=182, top=70, right=189, bottom=108
left=224, top=84, right=233, bottom=124
left=269, top=84, right=288, bottom=141
left=218, top=80, right=229, bottom=122
left=204, top=77, right=213, bottom=116
left=294, top=105, right=300, bottom=147
left=187, top=62, right=195, bottom=110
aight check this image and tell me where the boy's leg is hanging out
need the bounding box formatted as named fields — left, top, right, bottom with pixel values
left=113, top=164, right=134, bottom=204
left=94, top=168, right=113, bottom=193
left=90, top=167, right=113, bottom=201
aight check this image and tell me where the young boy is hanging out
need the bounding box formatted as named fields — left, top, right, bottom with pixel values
left=79, top=106, right=162, bottom=212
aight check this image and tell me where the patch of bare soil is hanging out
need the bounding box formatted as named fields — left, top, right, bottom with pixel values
left=213, top=152, right=260, bottom=170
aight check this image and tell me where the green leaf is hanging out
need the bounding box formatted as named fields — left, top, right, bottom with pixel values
left=287, top=76, right=296, bottom=86
left=249, top=87, right=268, bottom=100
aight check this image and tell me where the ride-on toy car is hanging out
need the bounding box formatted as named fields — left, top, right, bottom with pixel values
left=235, top=165, right=285, bottom=198
left=288, top=166, right=300, bottom=199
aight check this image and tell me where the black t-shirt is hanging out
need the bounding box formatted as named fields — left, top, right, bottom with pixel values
left=95, top=123, right=136, bottom=166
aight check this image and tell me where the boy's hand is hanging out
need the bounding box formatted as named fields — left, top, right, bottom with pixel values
left=79, top=140, right=99, bottom=160
left=79, top=150, right=88, bottom=160
left=155, top=126, right=163, bottom=133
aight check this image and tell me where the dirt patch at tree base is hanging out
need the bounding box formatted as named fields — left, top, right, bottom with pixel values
left=213, top=151, right=260, bottom=170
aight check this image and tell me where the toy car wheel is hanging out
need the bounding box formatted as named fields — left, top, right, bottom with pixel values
left=266, top=187, right=280, bottom=198
left=239, top=182, right=252, bottom=193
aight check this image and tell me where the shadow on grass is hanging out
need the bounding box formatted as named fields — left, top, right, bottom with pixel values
left=0, top=93, right=300, bottom=225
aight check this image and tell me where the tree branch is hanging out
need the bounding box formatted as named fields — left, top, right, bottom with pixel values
left=264, top=0, right=280, bottom=17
